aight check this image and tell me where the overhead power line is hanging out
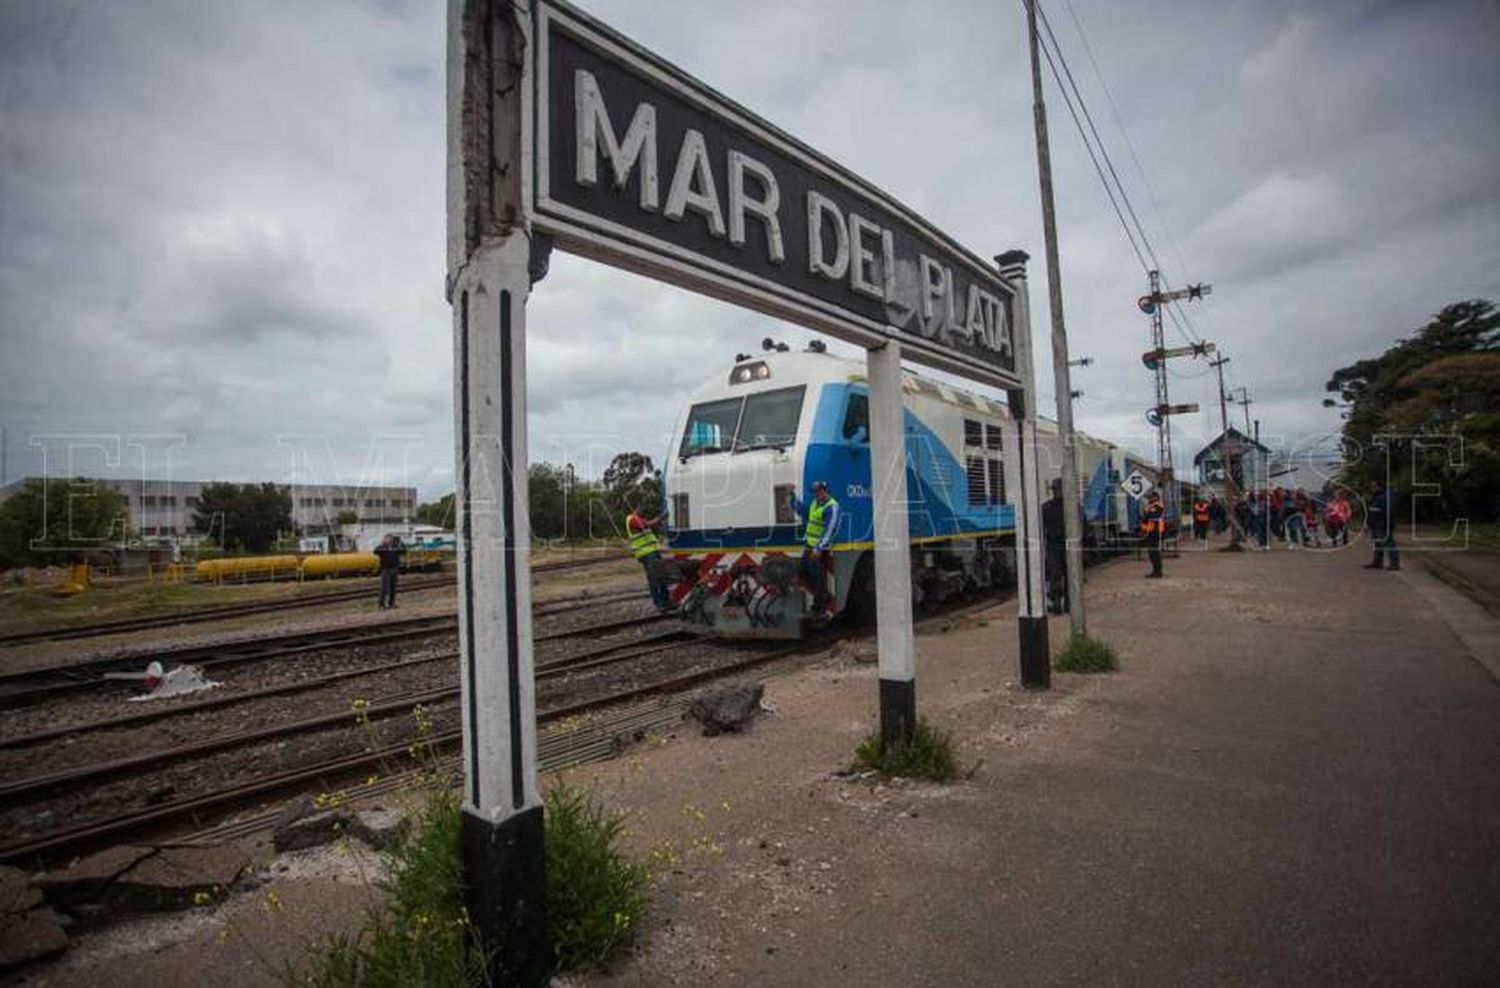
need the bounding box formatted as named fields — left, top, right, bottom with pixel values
left=1028, top=0, right=1210, bottom=348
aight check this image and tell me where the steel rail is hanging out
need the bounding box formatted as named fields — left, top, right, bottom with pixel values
left=0, top=637, right=816, bottom=865
left=0, top=630, right=696, bottom=799
left=0, top=553, right=629, bottom=649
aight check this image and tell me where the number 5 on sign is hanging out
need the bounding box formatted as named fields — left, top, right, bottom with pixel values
left=1123, top=470, right=1154, bottom=500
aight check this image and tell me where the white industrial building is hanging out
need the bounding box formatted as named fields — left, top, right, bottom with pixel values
left=0, top=477, right=417, bottom=541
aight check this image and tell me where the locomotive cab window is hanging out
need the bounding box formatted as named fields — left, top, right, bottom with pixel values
left=842, top=392, right=869, bottom=443
left=679, top=397, right=743, bottom=458
left=736, top=386, right=805, bottom=450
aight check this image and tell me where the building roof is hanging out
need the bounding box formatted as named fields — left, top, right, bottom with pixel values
left=1193, top=428, right=1268, bottom=465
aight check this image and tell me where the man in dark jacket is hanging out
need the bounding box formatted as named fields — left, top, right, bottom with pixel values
left=1041, top=480, right=1067, bottom=612
left=1363, top=480, right=1401, bottom=570
left=375, top=534, right=406, bottom=608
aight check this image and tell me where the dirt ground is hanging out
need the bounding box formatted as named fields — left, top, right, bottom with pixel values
left=14, top=537, right=1500, bottom=986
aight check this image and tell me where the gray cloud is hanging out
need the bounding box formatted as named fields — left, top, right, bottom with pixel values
left=2, top=0, right=1497, bottom=498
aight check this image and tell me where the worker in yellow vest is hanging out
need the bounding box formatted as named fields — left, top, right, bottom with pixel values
left=795, top=481, right=840, bottom=616
left=1141, top=490, right=1165, bottom=578
left=1192, top=494, right=1211, bottom=543
left=625, top=503, right=671, bottom=612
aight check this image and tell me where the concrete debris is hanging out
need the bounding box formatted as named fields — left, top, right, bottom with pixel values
left=0, top=867, right=41, bottom=915
left=111, top=845, right=251, bottom=910
left=34, top=844, right=249, bottom=918
left=273, top=795, right=407, bottom=852
left=128, top=663, right=221, bottom=701
left=689, top=681, right=765, bottom=736
left=831, top=638, right=877, bottom=664
left=0, top=906, right=69, bottom=970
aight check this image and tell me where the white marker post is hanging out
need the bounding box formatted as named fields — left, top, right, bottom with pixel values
left=996, top=251, right=1050, bottom=688
left=867, top=339, right=916, bottom=742
left=447, top=2, right=549, bottom=983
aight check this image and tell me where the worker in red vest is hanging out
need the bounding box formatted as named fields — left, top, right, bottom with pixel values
left=1141, top=490, right=1165, bottom=578
left=1191, top=493, right=1211, bottom=543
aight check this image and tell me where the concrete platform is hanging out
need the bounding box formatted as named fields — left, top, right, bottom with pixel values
left=18, top=541, right=1500, bottom=986
left=570, top=544, right=1500, bottom=986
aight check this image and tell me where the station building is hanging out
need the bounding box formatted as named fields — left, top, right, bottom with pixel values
left=0, top=477, right=418, bottom=542
left=1193, top=429, right=1272, bottom=496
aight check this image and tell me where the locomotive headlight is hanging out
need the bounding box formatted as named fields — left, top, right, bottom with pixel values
left=733, top=368, right=751, bottom=383
left=754, top=365, right=770, bottom=379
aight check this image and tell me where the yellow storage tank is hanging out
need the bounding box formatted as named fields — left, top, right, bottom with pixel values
left=195, top=555, right=301, bottom=583
left=299, top=552, right=380, bottom=579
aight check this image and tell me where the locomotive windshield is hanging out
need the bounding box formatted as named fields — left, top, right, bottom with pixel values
left=678, top=386, right=806, bottom=458
left=737, top=386, right=804, bottom=449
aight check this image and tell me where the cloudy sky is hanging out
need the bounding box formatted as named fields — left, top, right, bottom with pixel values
left=2, top=0, right=1497, bottom=498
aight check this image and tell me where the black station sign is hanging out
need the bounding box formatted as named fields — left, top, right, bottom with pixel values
left=529, top=1, right=1022, bottom=389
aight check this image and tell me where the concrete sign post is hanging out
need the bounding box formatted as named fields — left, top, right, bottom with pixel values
left=996, top=251, right=1050, bottom=689
left=447, top=1, right=1040, bottom=975
left=867, top=340, right=916, bottom=743
left=447, top=2, right=550, bottom=984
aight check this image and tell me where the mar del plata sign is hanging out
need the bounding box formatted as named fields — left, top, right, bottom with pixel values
left=526, top=1, right=1023, bottom=390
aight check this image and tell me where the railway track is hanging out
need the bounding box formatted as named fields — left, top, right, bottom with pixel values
left=0, top=551, right=630, bottom=648
left=0, top=593, right=1005, bottom=866
left=0, top=588, right=649, bottom=709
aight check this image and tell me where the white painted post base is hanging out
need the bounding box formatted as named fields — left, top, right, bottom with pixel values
left=868, top=340, right=917, bottom=742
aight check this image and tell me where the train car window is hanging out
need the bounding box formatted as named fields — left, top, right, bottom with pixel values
left=984, top=423, right=1002, bottom=451
left=737, top=386, right=805, bottom=450
left=963, top=418, right=983, bottom=448
left=773, top=484, right=797, bottom=523
left=987, top=459, right=1005, bottom=504
left=967, top=456, right=987, bottom=504
left=842, top=392, right=869, bottom=442
left=679, top=397, right=744, bottom=457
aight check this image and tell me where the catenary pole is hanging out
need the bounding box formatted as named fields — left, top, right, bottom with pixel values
left=1024, top=0, right=1086, bottom=638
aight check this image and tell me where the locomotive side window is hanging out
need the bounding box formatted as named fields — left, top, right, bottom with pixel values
left=737, top=386, right=805, bottom=449
left=679, top=397, right=743, bottom=457
left=964, top=417, right=1004, bottom=505
left=842, top=392, right=869, bottom=442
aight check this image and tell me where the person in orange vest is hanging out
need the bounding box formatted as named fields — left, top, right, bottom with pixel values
left=625, top=502, right=672, bottom=612
left=1141, top=490, right=1165, bottom=578
left=1191, top=492, right=1211, bottom=544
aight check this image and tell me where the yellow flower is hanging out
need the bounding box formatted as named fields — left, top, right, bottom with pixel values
left=265, top=890, right=283, bottom=912
left=365, top=775, right=379, bottom=786
left=193, top=891, right=213, bottom=906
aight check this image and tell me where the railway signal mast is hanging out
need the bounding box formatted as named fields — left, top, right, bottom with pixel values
left=1137, top=275, right=1212, bottom=524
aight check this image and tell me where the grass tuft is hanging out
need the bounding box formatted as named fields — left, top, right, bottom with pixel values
left=1054, top=633, right=1119, bottom=673
left=853, top=717, right=959, bottom=782
left=289, top=785, right=488, bottom=988
left=545, top=783, right=652, bottom=973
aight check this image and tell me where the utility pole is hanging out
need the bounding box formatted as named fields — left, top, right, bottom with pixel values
left=1210, top=354, right=1244, bottom=547
left=1025, top=0, right=1085, bottom=638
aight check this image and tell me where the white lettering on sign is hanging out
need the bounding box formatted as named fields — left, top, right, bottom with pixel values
left=727, top=150, right=784, bottom=263
left=664, top=129, right=725, bottom=237
left=567, top=67, right=1014, bottom=365
left=807, top=191, right=848, bottom=279
left=575, top=70, right=659, bottom=211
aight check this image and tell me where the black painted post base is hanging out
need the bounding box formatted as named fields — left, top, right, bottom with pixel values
left=879, top=677, right=916, bottom=746
left=462, top=805, right=550, bottom=987
left=1019, top=615, right=1051, bottom=690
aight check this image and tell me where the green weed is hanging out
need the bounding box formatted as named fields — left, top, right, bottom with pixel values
left=545, top=783, right=652, bottom=973
left=1054, top=633, right=1120, bottom=673
left=854, top=717, right=959, bottom=782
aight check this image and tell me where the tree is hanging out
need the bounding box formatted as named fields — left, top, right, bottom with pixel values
left=334, top=509, right=360, bottom=527
left=0, top=478, right=128, bottom=569
left=414, top=494, right=454, bottom=528
left=601, top=452, right=661, bottom=519
left=1326, top=299, right=1500, bottom=518
left=192, top=482, right=293, bottom=553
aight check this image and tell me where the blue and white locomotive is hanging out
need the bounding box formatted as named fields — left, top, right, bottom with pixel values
left=661, top=343, right=1143, bottom=638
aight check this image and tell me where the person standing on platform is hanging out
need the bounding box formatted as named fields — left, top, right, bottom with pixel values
left=1192, top=492, right=1211, bottom=544
left=1364, top=480, right=1401, bottom=571
left=625, top=502, right=672, bottom=612
left=795, top=481, right=840, bottom=616
left=1042, top=479, right=1068, bottom=612
left=1141, top=490, right=1165, bottom=578
left=1326, top=492, right=1351, bottom=547
left=1209, top=494, right=1228, bottom=535
left=374, top=534, right=405, bottom=609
